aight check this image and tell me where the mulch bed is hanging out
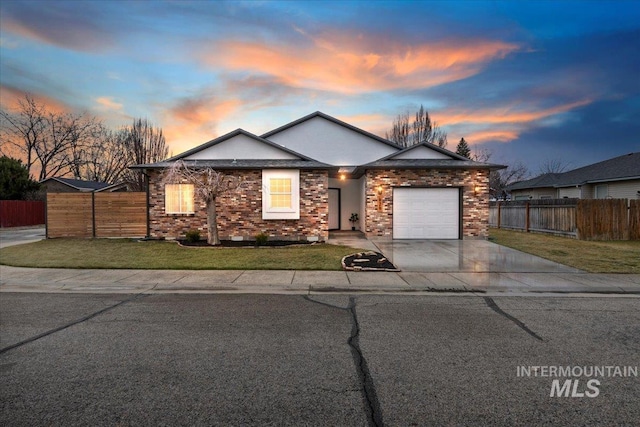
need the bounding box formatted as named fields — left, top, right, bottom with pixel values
left=177, top=240, right=315, bottom=248
left=342, top=251, right=400, bottom=272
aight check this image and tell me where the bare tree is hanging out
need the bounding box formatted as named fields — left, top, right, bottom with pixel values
left=538, top=158, right=570, bottom=175
left=0, top=93, right=99, bottom=180
left=490, top=161, right=529, bottom=200
left=471, top=146, right=492, bottom=163
left=121, top=118, right=169, bottom=191
left=40, top=111, right=98, bottom=181
left=80, top=126, right=130, bottom=183
left=386, top=112, right=411, bottom=146
left=163, top=160, right=244, bottom=245
left=386, top=105, right=447, bottom=148
left=0, top=94, right=47, bottom=177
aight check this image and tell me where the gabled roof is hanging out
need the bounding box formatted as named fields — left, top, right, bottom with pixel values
left=131, top=159, right=331, bottom=170
left=166, top=128, right=317, bottom=162
left=40, top=177, right=112, bottom=191
left=377, top=142, right=469, bottom=161
left=362, top=158, right=506, bottom=170
left=261, top=111, right=403, bottom=151
left=508, top=152, right=640, bottom=190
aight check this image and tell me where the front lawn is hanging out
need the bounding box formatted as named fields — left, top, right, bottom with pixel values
left=489, top=228, right=640, bottom=273
left=0, top=239, right=364, bottom=270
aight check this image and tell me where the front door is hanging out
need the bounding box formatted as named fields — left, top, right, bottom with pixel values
left=328, top=188, right=340, bottom=230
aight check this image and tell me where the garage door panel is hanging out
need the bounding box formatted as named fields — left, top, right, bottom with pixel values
left=393, top=188, right=459, bottom=239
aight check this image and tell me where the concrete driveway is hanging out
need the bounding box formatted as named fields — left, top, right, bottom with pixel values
left=372, top=239, right=582, bottom=273
left=0, top=226, right=45, bottom=249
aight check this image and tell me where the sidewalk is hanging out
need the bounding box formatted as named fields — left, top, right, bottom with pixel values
left=1, top=265, right=639, bottom=295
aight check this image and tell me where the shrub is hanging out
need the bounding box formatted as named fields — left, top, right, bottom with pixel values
left=255, top=232, right=269, bottom=247
left=185, top=229, right=201, bottom=243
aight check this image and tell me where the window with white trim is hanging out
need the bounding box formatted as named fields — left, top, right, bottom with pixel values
left=262, top=169, right=300, bottom=219
left=165, top=184, right=194, bottom=214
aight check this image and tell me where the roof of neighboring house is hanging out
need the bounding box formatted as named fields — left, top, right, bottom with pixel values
left=260, top=111, right=403, bottom=151
left=508, top=152, right=640, bottom=191
left=40, top=177, right=112, bottom=191
left=94, top=182, right=130, bottom=192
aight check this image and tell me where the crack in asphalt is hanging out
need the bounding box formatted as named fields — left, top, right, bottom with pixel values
left=483, top=296, right=544, bottom=341
left=0, top=293, right=149, bottom=355
left=303, top=295, right=384, bottom=427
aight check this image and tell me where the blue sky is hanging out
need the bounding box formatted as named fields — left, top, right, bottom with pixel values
left=1, top=0, right=638, bottom=173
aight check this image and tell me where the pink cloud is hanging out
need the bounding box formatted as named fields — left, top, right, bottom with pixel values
left=0, top=85, right=69, bottom=115
left=162, top=97, right=243, bottom=154
left=438, top=99, right=592, bottom=126
left=464, top=130, right=520, bottom=144
left=197, top=31, right=520, bottom=94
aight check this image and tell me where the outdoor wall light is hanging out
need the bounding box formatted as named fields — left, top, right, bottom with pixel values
left=340, top=173, right=346, bottom=180
left=474, top=186, right=482, bottom=195
left=376, top=186, right=384, bottom=211
left=377, top=186, right=383, bottom=195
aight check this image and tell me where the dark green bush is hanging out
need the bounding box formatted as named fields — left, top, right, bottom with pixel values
left=185, top=229, right=201, bottom=243
left=255, top=232, right=269, bottom=247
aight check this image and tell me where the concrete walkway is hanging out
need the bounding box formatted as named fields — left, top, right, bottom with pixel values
left=1, top=227, right=638, bottom=295
left=1, top=265, right=638, bottom=295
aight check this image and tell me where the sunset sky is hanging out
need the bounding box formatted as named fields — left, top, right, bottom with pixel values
left=1, top=0, right=638, bottom=173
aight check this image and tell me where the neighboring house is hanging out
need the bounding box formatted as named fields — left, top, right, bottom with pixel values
left=132, top=112, right=504, bottom=241
left=507, top=152, right=640, bottom=200
left=94, top=182, right=131, bottom=192
left=40, top=177, right=112, bottom=193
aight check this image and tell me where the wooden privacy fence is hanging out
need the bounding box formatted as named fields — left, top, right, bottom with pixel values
left=490, top=198, right=640, bottom=240
left=0, top=200, right=45, bottom=227
left=47, top=192, right=147, bottom=238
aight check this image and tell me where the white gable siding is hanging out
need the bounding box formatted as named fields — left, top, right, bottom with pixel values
left=266, top=116, right=397, bottom=166
left=185, top=134, right=299, bottom=160
left=391, top=145, right=452, bottom=160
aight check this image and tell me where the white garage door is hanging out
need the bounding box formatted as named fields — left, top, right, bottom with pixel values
left=393, top=188, right=460, bottom=239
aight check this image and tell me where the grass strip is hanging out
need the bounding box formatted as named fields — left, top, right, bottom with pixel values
left=489, top=228, right=640, bottom=273
left=0, top=238, right=365, bottom=270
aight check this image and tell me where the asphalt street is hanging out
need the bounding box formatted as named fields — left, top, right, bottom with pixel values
left=1, top=293, right=638, bottom=426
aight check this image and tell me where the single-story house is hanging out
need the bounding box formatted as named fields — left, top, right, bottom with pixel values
left=133, top=112, right=504, bottom=242
left=40, top=177, right=112, bottom=193
left=507, top=152, right=640, bottom=200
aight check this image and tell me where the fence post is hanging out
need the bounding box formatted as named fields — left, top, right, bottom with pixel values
left=497, top=201, right=501, bottom=229
left=91, top=192, right=96, bottom=238
left=525, top=201, right=530, bottom=232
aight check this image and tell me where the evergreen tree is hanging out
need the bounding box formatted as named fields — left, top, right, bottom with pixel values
left=0, top=156, right=40, bottom=200
left=455, top=138, right=471, bottom=159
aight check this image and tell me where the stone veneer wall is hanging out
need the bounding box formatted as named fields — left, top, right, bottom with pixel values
left=364, top=169, right=490, bottom=239
left=148, top=169, right=328, bottom=241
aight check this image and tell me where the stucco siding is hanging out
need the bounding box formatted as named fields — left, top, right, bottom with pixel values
left=185, top=134, right=299, bottom=160
left=266, top=116, right=397, bottom=165
left=328, top=177, right=363, bottom=230
left=392, top=145, right=451, bottom=160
